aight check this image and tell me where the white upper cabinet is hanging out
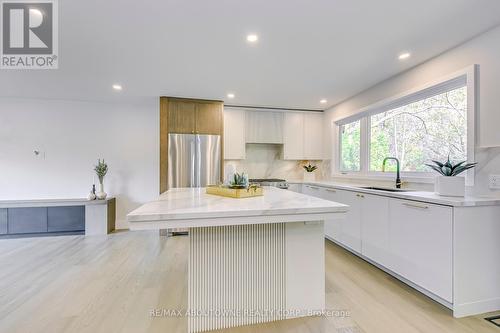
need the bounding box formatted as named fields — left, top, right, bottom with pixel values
left=223, top=108, right=246, bottom=159
left=304, top=113, right=324, bottom=160
left=283, top=112, right=324, bottom=160
left=245, top=111, right=283, bottom=144
left=283, top=113, right=304, bottom=160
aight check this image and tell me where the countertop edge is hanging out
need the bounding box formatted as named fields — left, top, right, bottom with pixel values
left=289, top=181, right=500, bottom=207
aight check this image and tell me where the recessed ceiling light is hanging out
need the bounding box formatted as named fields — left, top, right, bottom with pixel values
left=246, top=34, right=258, bottom=43
left=320, top=99, right=327, bottom=104
left=398, top=52, right=411, bottom=60
left=112, top=84, right=123, bottom=91
left=227, top=93, right=235, bottom=99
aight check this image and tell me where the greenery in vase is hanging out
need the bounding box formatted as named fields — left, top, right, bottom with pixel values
left=230, top=172, right=247, bottom=188
left=425, top=157, right=476, bottom=176
left=303, top=164, right=317, bottom=173
left=94, top=159, right=109, bottom=184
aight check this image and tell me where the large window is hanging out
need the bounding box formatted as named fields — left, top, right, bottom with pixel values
left=336, top=68, right=475, bottom=179
left=370, top=86, right=467, bottom=172
left=340, top=120, right=361, bottom=171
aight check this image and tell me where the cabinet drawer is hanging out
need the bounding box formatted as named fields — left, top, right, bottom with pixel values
left=8, top=207, right=48, bottom=234
left=48, top=206, right=85, bottom=232
left=0, top=209, right=7, bottom=234
left=388, top=199, right=452, bottom=302
left=302, top=185, right=322, bottom=198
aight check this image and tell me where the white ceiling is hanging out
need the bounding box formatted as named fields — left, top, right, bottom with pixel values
left=2, top=0, right=500, bottom=109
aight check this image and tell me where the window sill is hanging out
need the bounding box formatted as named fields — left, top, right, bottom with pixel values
left=332, top=172, right=436, bottom=184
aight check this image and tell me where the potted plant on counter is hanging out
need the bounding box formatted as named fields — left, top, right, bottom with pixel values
left=94, top=159, right=109, bottom=200
left=425, top=157, right=476, bottom=197
left=302, top=162, right=318, bottom=182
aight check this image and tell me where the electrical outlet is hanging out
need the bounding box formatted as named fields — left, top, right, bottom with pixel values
left=489, top=175, right=500, bottom=189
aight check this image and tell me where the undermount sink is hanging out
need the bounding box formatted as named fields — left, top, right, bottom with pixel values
left=359, top=186, right=415, bottom=192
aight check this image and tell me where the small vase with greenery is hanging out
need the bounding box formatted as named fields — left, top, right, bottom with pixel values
left=426, top=157, right=476, bottom=197
left=94, top=159, right=109, bottom=200
left=303, top=163, right=317, bottom=182
left=229, top=172, right=248, bottom=189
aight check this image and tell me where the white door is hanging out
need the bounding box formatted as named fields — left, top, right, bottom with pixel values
left=388, top=199, right=453, bottom=302
left=336, top=190, right=362, bottom=253
left=320, top=187, right=343, bottom=242
left=304, top=113, right=324, bottom=160
left=283, top=112, right=304, bottom=160
left=223, top=108, right=246, bottom=159
left=360, top=194, right=390, bottom=267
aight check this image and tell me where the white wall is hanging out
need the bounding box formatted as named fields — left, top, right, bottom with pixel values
left=0, top=97, right=159, bottom=229
left=324, top=25, right=500, bottom=195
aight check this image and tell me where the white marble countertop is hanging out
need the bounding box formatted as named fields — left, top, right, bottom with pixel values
left=290, top=180, right=500, bottom=207
left=0, top=197, right=114, bottom=208
left=127, top=187, right=348, bottom=229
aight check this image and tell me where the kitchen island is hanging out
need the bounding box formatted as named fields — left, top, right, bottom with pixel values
left=127, top=187, right=348, bottom=332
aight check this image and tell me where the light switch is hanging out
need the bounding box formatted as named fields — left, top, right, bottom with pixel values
left=489, top=175, right=500, bottom=189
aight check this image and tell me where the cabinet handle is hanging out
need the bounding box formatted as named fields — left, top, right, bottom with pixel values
left=402, top=202, right=429, bottom=209
left=356, top=193, right=365, bottom=198
left=325, top=189, right=337, bottom=193
left=309, top=186, right=320, bottom=190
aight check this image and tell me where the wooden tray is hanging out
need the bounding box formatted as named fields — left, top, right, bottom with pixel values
left=206, top=185, right=263, bottom=198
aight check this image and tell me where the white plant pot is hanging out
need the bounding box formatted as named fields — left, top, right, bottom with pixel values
left=303, top=171, right=316, bottom=182
left=435, top=176, right=465, bottom=197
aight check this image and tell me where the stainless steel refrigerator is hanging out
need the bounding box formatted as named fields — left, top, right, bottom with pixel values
left=167, top=133, right=221, bottom=188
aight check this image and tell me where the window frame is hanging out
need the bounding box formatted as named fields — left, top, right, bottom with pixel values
left=338, top=119, right=362, bottom=172
left=334, top=65, right=477, bottom=185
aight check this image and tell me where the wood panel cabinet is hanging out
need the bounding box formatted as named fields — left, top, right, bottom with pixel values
left=160, top=97, right=224, bottom=193
left=196, top=102, right=223, bottom=135
left=167, top=100, right=196, bottom=134
left=223, top=108, right=246, bottom=159
left=166, top=98, right=223, bottom=135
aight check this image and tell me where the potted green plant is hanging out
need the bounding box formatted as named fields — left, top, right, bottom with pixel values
left=229, top=172, right=248, bottom=189
left=302, top=162, right=318, bottom=182
left=425, top=157, right=476, bottom=196
left=94, top=159, right=109, bottom=200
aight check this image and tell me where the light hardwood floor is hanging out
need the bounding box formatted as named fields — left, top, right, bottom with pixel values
left=0, top=231, right=497, bottom=333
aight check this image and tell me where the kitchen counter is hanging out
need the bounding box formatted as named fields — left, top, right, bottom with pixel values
left=127, top=186, right=348, bottom=228
left=127, top=186, right=347, bottom=332
left=289, top=180, right=500, bottom=207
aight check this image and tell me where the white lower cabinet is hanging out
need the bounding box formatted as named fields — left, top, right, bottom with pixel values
left=320, top=187, right=343, bottom=242
left=301, top=185, right=453, bottom=303
left=302, top=184, right=322, bottom=198
left=335, top=190, right=362, bottom=253
left=287, top=183, right=302, bottom=193
left=360, top=194, right=390, bottom=267
left=388, top=199, right=453, bottom=302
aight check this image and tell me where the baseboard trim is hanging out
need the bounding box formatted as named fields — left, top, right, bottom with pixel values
left=453, top=298, right=500, bottom=318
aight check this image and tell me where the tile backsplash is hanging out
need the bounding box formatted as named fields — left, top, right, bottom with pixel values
left=224, top=144, right=327, bottom=181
